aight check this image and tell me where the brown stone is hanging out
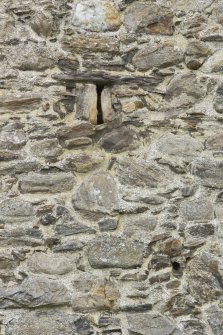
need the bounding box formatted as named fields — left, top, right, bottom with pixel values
left=123, top=2, right=173, bottom=35
left=101, top=87, right=115, bottom=123
left=160, top=238, right=182, bottom=257
left=76, top=84, right=98, bottom=124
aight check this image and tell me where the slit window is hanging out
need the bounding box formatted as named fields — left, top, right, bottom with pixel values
left=96, top=84, right=104, bottom=125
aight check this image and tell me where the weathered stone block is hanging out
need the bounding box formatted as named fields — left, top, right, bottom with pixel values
left=55, top=223, right=96, bottom=235
left=0, top=276, right=70, bottom=308
left=62, top=153, right=104, bottom=173
left=5, top=313, right=93, bottom=335
left=0, top=198, right=35, bottom=224
left=56, top=121, right=94, bottom=141
left=123, top=2, right=173, bottom=35
left=192, top=158, right=223, bottom=188
left=72, top=172, right=119, bottom=214
left=207, top=310, right=223, bottom=335
left=156, top=133, right=203, bottom=156
left=0, top=129, right=26, bottom=150
left=0, top=228, right=43, bottom=247
left=133, top=42, right=183, bottom=70
left=206, top=133, right=223, bottom=149
left=127, top=312, right=181, bottom=335
left=27, top=252, right=73, bottom=275
left=30, top=139, right=63, bottom=158
left=88, top=236, right=145, bottom=269
left=186, top=253, right=222, bottom=303
left=117, top=157, right=163, bottom=188
left=180, top=197, right=214, bottom=221
left=19, top=172, right=75, bottom=193
left=98, top=127, right=138, bottom=152
left=72, top=273, right=120, bottom=311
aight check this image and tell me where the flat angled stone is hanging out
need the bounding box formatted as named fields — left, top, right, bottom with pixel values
left=5, top=313, right=93, bottom=335
left=0, top=276, right=70, bottom=308
left=19, top=172, right=75, bottom=193
left=0, top=198, right=35, bottom=224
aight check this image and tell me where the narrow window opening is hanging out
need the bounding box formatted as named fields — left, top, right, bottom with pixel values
left=172, top=261, right=180, bottom=271
left=96, top=84, right=104, bottom=125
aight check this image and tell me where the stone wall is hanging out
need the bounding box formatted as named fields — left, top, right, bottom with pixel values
left=0, top=0, right=223, bottom=334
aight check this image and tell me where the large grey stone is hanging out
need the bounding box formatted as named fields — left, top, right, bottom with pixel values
left=166, top=73, right=206, bottom=100
left=0, top=198, right=35, bottom=224
left=186, top=253, right=222, bottom=303
left=31, top=11, right=53, bottom=37
left=123, top=214, right=157, bottom=239
left=98, top=127, right=138, bottom=152
left=6, top=43, right=57, bottom=71
left=206, top=133, right=223, bottom=149
left=0, top=129, right=26, bottom=150
left=30, top=139, right=63, bottom=158
left=88, top=236, right=145, bottom=269
left=56, top=121, right=94, bottom=141
left=72, top=172, right=119, bottom=214
left=133, top=42, right=183, bottom=71
left=117, top=157, right=164, bottom=188
left=127, top=312, right=181, bottom=335
left=0, top=276, right=70, bottom=308
left=156, top=133, right=203, bottom=156
left=19, top=172, right=75, bottom=193
left=180, top=197, right=214, bottom=221
left=5, top=313, right=93, bottom=335
left=207, top=310, right=223, bottom=335
left=0, top=228, right=43, bottom=247
left=192, top=158, right=223, bottom=188
left=27, top=252, right=73, bottom=275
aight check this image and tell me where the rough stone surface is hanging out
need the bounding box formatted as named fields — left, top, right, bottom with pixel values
left=0, top=276, right=70, bottom=308
left=72, top=273, right=120, bottom=311
left=72, top=173, right=119, bottom=214
left=123, top=2, right=173, bottom=35
left=98, top=127, right=138, bottom=152
left=133, top=42, right=183, bottom=70
left=27, top=252, right=73, bottom=275
left=180, top=197, right=214, bottom=221
left=127, top=312, right=181, bottom=335
left=0, top=1, right=222, bottom=334
left=0, top=198, right=35, bottom=224
left=5, top=313, right=93, bottom=335
left=156, top=133, right=203, bottom=156
left=88, top=236, right=145, bottom=269
left=19, top=172, right=75, bottom=193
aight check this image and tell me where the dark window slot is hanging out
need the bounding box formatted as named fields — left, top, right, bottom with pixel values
left=96, top=84, right=104, bottom=125
left=172, top=261, right=180, bottom=271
